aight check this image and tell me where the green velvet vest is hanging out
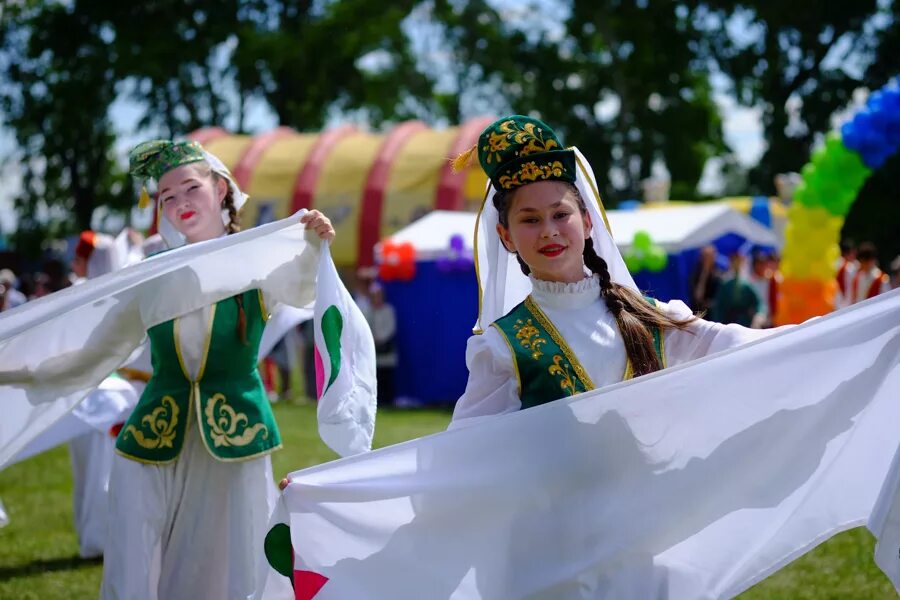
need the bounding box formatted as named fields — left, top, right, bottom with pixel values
left=116, top=290, right=280, bottom=464
left=492, top=295, right=665, bottom=410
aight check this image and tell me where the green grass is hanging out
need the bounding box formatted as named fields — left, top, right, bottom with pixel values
left=0, top=402, right=895, bottom=599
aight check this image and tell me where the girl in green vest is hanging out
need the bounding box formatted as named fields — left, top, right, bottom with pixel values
left=451, top=116, right=777, bottom=426
left=101, top=140, right=333, bottom=600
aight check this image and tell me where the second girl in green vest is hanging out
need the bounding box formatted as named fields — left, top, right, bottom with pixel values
left=451, top=116, right=778, bottom=426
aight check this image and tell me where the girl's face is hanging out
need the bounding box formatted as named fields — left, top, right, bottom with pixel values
left=158, top=163, right=228, bottom=244
left=497, top=181, right=592, bottom=283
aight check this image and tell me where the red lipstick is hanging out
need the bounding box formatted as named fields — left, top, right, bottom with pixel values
left=539, top=244, right=566, bottom=257
left=180, top=211, right=196, bottom=221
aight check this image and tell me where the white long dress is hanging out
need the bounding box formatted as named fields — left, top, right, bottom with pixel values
left=101, top=288, right=307, bottom=600
left=452, top=275, right=779, bottom=427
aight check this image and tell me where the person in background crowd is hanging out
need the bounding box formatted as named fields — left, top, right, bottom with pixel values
left=711, top=249, right=765, bottom=328
left=848, top=242, right=891, bottom=304
left=688, top=245, right=722, bottom=316
left=0, top=269, right=26, bottom=309
left=43, top=257, right=70, bottom=293
left=746, top=249, right=780, bottom=328
left=366, top=282, right=397, bottom=407
left=834, top=239, right=857, bottom=310
left=354, top=266, right=376, bottom=322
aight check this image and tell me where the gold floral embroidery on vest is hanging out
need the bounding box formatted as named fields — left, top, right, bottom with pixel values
left=513, top=318, right=547, bottom=359
left=499, top=160, right=566, bottom=190
left=204, top=393, right=268, bottom=447
left=548, top=355, right=577, bottom=396
left=124, top=395, right=179, bottom=449
left=482, top=119, right=560, bottom=165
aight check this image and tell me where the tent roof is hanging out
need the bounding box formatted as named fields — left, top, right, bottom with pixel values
left=383, top=203, right=778, bottom=260
left=608, top=203, right=777, bottom=252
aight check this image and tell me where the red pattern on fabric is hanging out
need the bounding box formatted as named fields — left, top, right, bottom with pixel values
left=293, top=570, right=329, bottom=599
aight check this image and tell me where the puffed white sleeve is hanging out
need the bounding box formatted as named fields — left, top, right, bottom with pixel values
left=448, top=326, right=522, bottom=430
left=659, top=299, right=791, bottom=367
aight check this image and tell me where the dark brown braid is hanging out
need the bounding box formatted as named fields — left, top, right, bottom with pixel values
left=494, top=182, right=695, bottom=377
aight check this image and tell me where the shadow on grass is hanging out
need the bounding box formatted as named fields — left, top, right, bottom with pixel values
left=0, top=555, right=102, bottom=581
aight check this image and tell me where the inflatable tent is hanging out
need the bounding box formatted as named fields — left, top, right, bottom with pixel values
left=187, top=120, right=492, bottom=268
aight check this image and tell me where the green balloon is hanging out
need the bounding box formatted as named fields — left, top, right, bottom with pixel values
left=624, top=251, right=643, bottom=272
left=645, top=247, right=668, bottom=272
left=633, top=230, right=653, bottom=251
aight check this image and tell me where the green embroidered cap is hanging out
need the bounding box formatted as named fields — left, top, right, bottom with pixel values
left=129, top=140, right=206, bottom=208
left=477, top=115, right=576, bottom=191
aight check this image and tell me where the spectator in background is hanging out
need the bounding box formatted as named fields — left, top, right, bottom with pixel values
left=834, top=239, right=857, bottom=310
left=0, top=269, right=26, bottom=309
left=353, top=266, right=376, bottom=322
left=848, top=242, right=890, bottom=304
left=366, top=282, right=397, bottom=407
left=746, top=249, right=780, bottom=328
left=31, top=272, right=51, bottom=299
left=890, top=255, right=900, bottom=291
left=688, top=245, right=722, bottom=316
left=711, top=249, right=765, bottom=328
left=43, top=257, right=70, bottom=293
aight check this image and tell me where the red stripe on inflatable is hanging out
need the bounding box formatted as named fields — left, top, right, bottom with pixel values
left=435, top=116, right=494, bottom=210
left=231, top=126, right=295, bottom=191
left=290, top=125, right=357, bottom=213
left=187, top=127, right=229, bottom=146
left=357, top=120, right=427, bottom=267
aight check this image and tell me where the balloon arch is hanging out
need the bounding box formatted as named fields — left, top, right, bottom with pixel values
left=776, top=78, right=900, bottom=325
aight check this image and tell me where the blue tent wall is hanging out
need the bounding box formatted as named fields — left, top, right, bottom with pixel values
left=381, top=261, right=478, bottom=405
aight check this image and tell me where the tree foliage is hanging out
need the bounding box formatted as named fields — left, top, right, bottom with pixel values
left=0, top=0, right=896, bottom=256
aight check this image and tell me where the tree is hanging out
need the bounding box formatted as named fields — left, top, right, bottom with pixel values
left=699, top=0, right=891, bottom=192
left=0, top=2, right=128, bottom=256
left=428, top=0, right=729, bottom=203
left=232, top=0, right=442, bottom=129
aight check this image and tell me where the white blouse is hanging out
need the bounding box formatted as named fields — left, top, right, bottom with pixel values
left=450, top=275, right=775, bottom=428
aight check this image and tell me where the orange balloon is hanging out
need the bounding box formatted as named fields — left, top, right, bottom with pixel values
left=773, top=278, right=837, bottom=325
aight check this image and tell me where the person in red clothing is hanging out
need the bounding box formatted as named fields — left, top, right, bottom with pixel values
left=848, top=242, right=890, bottom=305
left=834, top=239, right=858, bottom=309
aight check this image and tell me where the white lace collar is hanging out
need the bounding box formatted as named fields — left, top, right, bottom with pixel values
left=530, top=274, right=601, bottom=310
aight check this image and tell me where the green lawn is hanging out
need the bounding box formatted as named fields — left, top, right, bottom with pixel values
left=0, top=402, right=895, bottom=599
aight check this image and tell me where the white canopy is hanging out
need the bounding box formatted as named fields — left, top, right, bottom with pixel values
left=382, top=204, right=778, bottom=260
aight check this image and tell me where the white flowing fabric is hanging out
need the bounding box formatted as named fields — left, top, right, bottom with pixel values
left=312, top=241, right=377, bottom=458
left=0, top=212, right=373, bottom=468
left=473, top=147, right=636, bottom=332
left=259, top=289, right=900, bottom=600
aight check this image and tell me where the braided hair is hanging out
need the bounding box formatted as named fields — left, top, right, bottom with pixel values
left=493, top=182, right=695, bottom=377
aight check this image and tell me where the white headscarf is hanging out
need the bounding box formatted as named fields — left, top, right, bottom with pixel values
left=472, top=147, right=637, bottom=333
left=156, top=150, right=249, bottom=249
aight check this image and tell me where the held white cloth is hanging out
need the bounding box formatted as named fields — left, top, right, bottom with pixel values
left=260, top=289, right=900, bottom=600
left=0, top=212, right=370, bottom=466
left=313, top=241, right=377, bottom=457
left=473, top=147, right=636, bottom=333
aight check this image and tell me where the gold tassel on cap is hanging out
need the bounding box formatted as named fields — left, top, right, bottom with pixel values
left=450, top=144, right=477, bottom=173
left=138, top=186, right=151, bottom=210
